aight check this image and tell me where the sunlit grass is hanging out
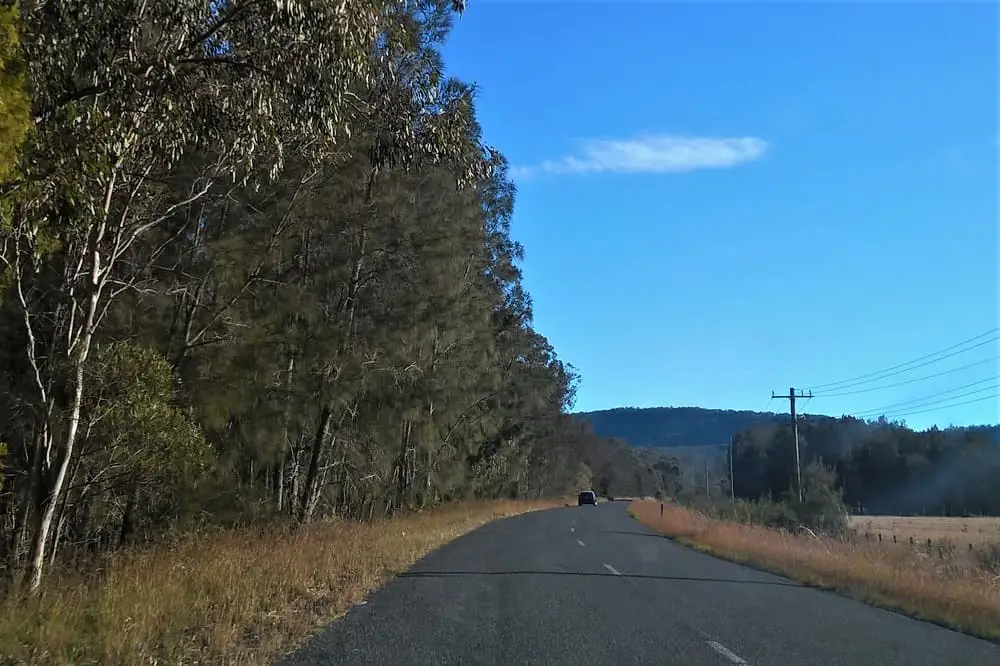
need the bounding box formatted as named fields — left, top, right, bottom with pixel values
left=629, top=499, right=1000, bottom=641
left=0, top=499, right=564, bottom=665
left=849, top=514, right=1000, bottom=546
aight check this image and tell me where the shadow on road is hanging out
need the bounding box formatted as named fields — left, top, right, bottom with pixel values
left=399, top=570, right=801, bottom=588
left=600, top=529, right=670, bottom=540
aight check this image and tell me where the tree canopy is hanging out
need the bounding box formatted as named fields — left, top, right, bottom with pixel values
left=0, top=0, right=649, bottom=590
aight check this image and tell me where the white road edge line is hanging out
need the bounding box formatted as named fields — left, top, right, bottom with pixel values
left=577, top=539, right=586, bottom=547
left=602, top=563, right=621, bottom=575
left=706, top=640, right=748, bottom=664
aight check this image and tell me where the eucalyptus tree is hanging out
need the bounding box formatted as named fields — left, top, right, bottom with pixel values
left=0, top=0, right=663, bottom=590
left=0, top=1, right=28, bottom=186
left=0, top=0, right=463, bottom=590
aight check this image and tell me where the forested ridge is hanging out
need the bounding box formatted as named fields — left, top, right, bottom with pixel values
left=575, top=406, right=784, bottom=447
left=0, top=0, right=653, bottom=592
left=580, top=406, right=1000, bottom=519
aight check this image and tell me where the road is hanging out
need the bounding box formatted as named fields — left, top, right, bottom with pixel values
left=280, top=502, right=1000, bottom=666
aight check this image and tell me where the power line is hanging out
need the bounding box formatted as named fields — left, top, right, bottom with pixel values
left=804, top=327, right=1000, bottom=393
left=806, top=327, right=999, bottom=391
left=854, top=378, right=1000, bottom=418
left=759, top=395, right=775, bottom=414
left=817, top=357, right=998, bottom=398
left=809, top=335, right=999, bottom=395
left=853, top=375, right=1000, bottom=416
left=874, top=392, right=1000, bottom=420
left=882, top=384, right=998, bottom=413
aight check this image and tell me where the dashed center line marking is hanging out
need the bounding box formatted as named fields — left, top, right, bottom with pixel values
left=577, top=539, right=586, bottom=547
left=707, top=640, right=747, bottom=664
left=602, top=563, right=621, bottom=576
left=570, top=527, right=575, bottom=532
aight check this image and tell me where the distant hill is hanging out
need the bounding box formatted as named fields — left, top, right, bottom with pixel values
left=575, top=406, right=1000, bottom=450
left=574, top=407, right=785, bottom=448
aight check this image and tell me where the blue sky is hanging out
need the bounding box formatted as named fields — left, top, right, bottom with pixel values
left=442, top=2, right=999, bottom=430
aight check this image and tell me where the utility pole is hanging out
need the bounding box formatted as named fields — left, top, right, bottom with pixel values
left=771, top=387, right=812, bottom=503
left=729, top=435, right=735, bottom=506
left=705, top=455, right=710, bottom=499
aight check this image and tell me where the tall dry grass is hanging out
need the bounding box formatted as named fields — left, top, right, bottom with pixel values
left=0, top=499, right=564, bottom=665
left=629, top=499, right=1000, bottom=641
left=849, top=515, right=1000, bottom=547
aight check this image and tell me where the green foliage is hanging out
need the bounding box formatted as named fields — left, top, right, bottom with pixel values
left=791, top=461, right=849, bottom=535
left=731, top=417, right=1000, bottom=518
left=711, top=462, right=849, bottom=535
left=0, top=0, right=652, bottom=581
left=705, top=467, right=848, bottom=535
left=732, top=498, right=799, bottom=530
left=0, top=1, right=30, bottom=294
left=0, top=1, right=29, bottom=185
left=83, top=341, right=210, bottom=484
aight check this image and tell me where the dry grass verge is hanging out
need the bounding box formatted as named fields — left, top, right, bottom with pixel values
left=0, top=499, right=564, bottom=665
left=849, top=515, right=1000, bottom=547
left=629, top=499, right=1000, bottom=641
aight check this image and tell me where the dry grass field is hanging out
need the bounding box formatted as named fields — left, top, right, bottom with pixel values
left=0, top=498, right=565, bottom=666
left=629, top=499, right=1000, bottom=641
left=849, top=515, right=1000, bottom=547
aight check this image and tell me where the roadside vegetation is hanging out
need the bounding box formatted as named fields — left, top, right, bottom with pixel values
left=630, top=496, right=1000, bottom=641
left=0, top=2, right=662, bottom=662
left=4, top=1, right=995, bottom=660
left=850, top=514, right=1000, bottom=547
left=629, top=398, right=1000, bottom=640
left=0, top=499, right=564, bottom=664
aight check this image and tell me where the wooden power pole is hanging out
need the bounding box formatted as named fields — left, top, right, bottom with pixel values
left=729, top=435, right=735, bottom=506
left=704, top=455, right=710, bottom=498
left=771, top=387, right=812, bottom=503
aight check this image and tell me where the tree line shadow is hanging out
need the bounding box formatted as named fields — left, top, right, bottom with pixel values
left=400, top=569, right=801, bottom=588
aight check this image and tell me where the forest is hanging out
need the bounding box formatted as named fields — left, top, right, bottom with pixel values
left=731, top=417, right=1000, bottom=517
left=576, top=406, right=1000, bottom=519
left=0, top=0, right=655, bottom=592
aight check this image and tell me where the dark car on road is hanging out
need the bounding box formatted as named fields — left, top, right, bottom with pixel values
left=577, top=490, right=597, bottom=506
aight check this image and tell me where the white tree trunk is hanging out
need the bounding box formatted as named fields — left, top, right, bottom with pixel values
left=27, top=323, right=97, bottom=591
left=26, top=171, right=115, bottom=592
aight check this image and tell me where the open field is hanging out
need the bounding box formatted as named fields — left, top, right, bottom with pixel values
left=0, top=499, right=565, bottom=666
left=850, top=515, right=1000, bottom=547
left=629, top=499, right=1000, bottom=641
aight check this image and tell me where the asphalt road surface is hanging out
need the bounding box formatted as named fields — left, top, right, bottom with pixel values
left=280, top=502, right=1000, bottom=666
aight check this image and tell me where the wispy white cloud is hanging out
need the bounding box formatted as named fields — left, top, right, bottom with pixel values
left=508, top=165, right=537, bottom=180
left=512, top=134, right=769, bottom=179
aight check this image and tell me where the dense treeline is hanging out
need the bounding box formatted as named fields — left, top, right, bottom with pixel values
left=732, top=417, right=1000, bottom=517
left=0, top=0, right=646, bottom=591
left=571, top=426, right=682, bottom=500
